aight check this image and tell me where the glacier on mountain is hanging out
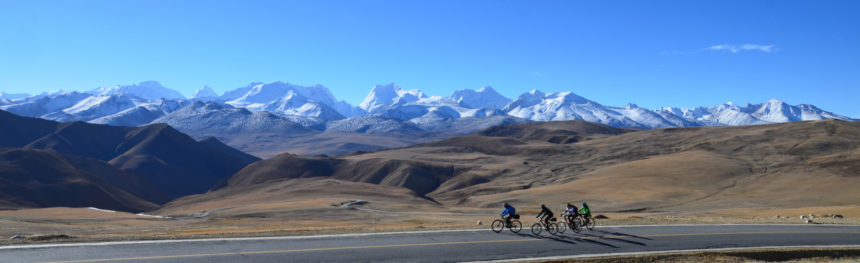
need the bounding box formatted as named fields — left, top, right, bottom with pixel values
left=90, top=81, right=185, bottom=101
left=450, top=86, right=512, bottom=109
left=0, top=91, right=30, bottom=100
left=359, top=83, right=427, bottom=113
left=151, top=101, right=309, bottom=136
left=0, top=91, right=91, bottom=118
left=90, top=99, right=188, bottom=126
left=224, top=81, right=360, bottom=120
left=3, top=81, right=853, bottom=138
left=190, top=86, right=218, bottom=100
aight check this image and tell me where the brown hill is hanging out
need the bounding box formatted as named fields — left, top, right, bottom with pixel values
left=0, top=110, right=57, bottom=147
left=475, top=120, right=630, bottom=142
left=216, top=154, right=458, bottom=198
left=177, top=119, right=859, bottom=216
left=0, top=148, right=157, bottom=212
left=0, top=109, right=260, bottom=205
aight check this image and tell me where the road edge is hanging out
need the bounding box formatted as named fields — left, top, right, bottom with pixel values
left=3, top=223, right=859, bottom=250
left=462, top=245, right=860, bottom=263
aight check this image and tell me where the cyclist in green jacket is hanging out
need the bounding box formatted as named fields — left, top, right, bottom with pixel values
left=578, top=202, right=592, bottom=225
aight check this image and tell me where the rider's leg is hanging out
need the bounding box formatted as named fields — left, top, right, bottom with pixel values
left=505, top=216, right=511, bottom=227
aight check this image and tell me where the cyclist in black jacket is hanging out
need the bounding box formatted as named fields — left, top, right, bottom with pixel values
left=535, top=204, right=554, bottom=230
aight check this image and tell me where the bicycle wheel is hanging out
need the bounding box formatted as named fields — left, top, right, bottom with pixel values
left=573, top=217, right=583, bottom=233
left=491, top=219, right=505, bottom=233
left=531, top=223, right=543, bottom=235
left=510, top=220, right=522, bottom=233
left=586, top=218, right=596, bottom=230
left=556, top=222, right=567, bottom=234
left=547, top=223, right=558, bottom=235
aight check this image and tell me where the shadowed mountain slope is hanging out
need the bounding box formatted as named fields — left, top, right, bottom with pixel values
left=0, top=110, right=58, bottom=147
left=0, top=148, right=157, bottom=212
left=0, top=109, right=260, bottom=205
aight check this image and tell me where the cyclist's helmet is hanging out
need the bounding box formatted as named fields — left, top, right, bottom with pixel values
left=567, top=203, right=573, bottom=208
left=541, top=204, right=547, bottom=209
left=582, top=202, right=588, bottom=207
left=504, top=202, right=510, bottom=207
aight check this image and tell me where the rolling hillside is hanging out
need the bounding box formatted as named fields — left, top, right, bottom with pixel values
left=164, top=119, right=859, bottom=216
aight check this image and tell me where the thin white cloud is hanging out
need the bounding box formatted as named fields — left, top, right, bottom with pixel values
left=707, top=44, right=775, bottom=53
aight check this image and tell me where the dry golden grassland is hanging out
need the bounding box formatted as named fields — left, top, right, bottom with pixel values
left=1, top=201, right=858, bottom=246
left=2, top=120, right=857, bottom=248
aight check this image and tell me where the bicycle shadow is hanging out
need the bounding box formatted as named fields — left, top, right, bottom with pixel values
left=514, top=233, right=620, bottom=248
left=594, top=230, right=653, bottom=240
left=578, top=232, right=648, bottom=246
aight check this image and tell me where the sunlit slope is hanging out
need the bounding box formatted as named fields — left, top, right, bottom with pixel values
left=170, top=119, right=858, bottom=215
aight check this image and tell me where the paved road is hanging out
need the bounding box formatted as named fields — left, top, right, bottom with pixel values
left=3, top=224, right=859, bottom=263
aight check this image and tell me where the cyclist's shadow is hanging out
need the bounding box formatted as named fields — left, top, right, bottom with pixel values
left=577, top=232, right=648, bottom=246
left=594, top=230, right=653, bottom=240
left=513, top=233, right=620, bottom=248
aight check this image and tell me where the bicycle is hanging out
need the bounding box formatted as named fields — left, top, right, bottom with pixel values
left=531, top=217, right=558, bottom=235
left=491, top=215, right=522, bottom=233
left=566, top=215, right=584, bottom=233
left=583, top=216, right=596, bottom=231
left=559, top=210, right=583, bottom=233
left=554, top=219, right=570, bottom=234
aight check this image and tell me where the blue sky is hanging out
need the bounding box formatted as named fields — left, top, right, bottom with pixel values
left=1, top=0, right=858, bottom=117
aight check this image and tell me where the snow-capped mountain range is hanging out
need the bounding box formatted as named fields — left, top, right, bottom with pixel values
left=0, top=81, right=854, bottom=138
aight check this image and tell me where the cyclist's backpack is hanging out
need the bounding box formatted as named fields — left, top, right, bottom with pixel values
left=512, top=215, right=520, bottom=219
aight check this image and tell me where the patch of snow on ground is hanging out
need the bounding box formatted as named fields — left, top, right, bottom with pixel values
left=87, top=207, right=116, bottom=213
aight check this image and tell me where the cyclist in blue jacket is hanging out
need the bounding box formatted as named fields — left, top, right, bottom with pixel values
left=500, top=203, right=517, bottom=227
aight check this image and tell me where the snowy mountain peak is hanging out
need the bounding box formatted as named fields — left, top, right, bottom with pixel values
left=752, top=99, right=800, bottom=122
left=502, top=90, right=548, bottom=112
left=476, top=86, right=494, bottom=92
left=548, top=91, right=590, bottom=105
left=359, top=83, right=427, bottom=113
left=6, top=79, right=855, bottom=134
left=258, top=89, right=345, bottom=121
left=0, top=91, right=30, bottom=100
left=94, top=81, right=185, bottom=101
left=191, top=85, right=218, bottom=99
left=450, top=86, right=511, bottom=109
left=226, top=82, right=338, bottom=106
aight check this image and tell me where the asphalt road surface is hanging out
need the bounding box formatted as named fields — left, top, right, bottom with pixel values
left=4, top=224, right=859, bottom=263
